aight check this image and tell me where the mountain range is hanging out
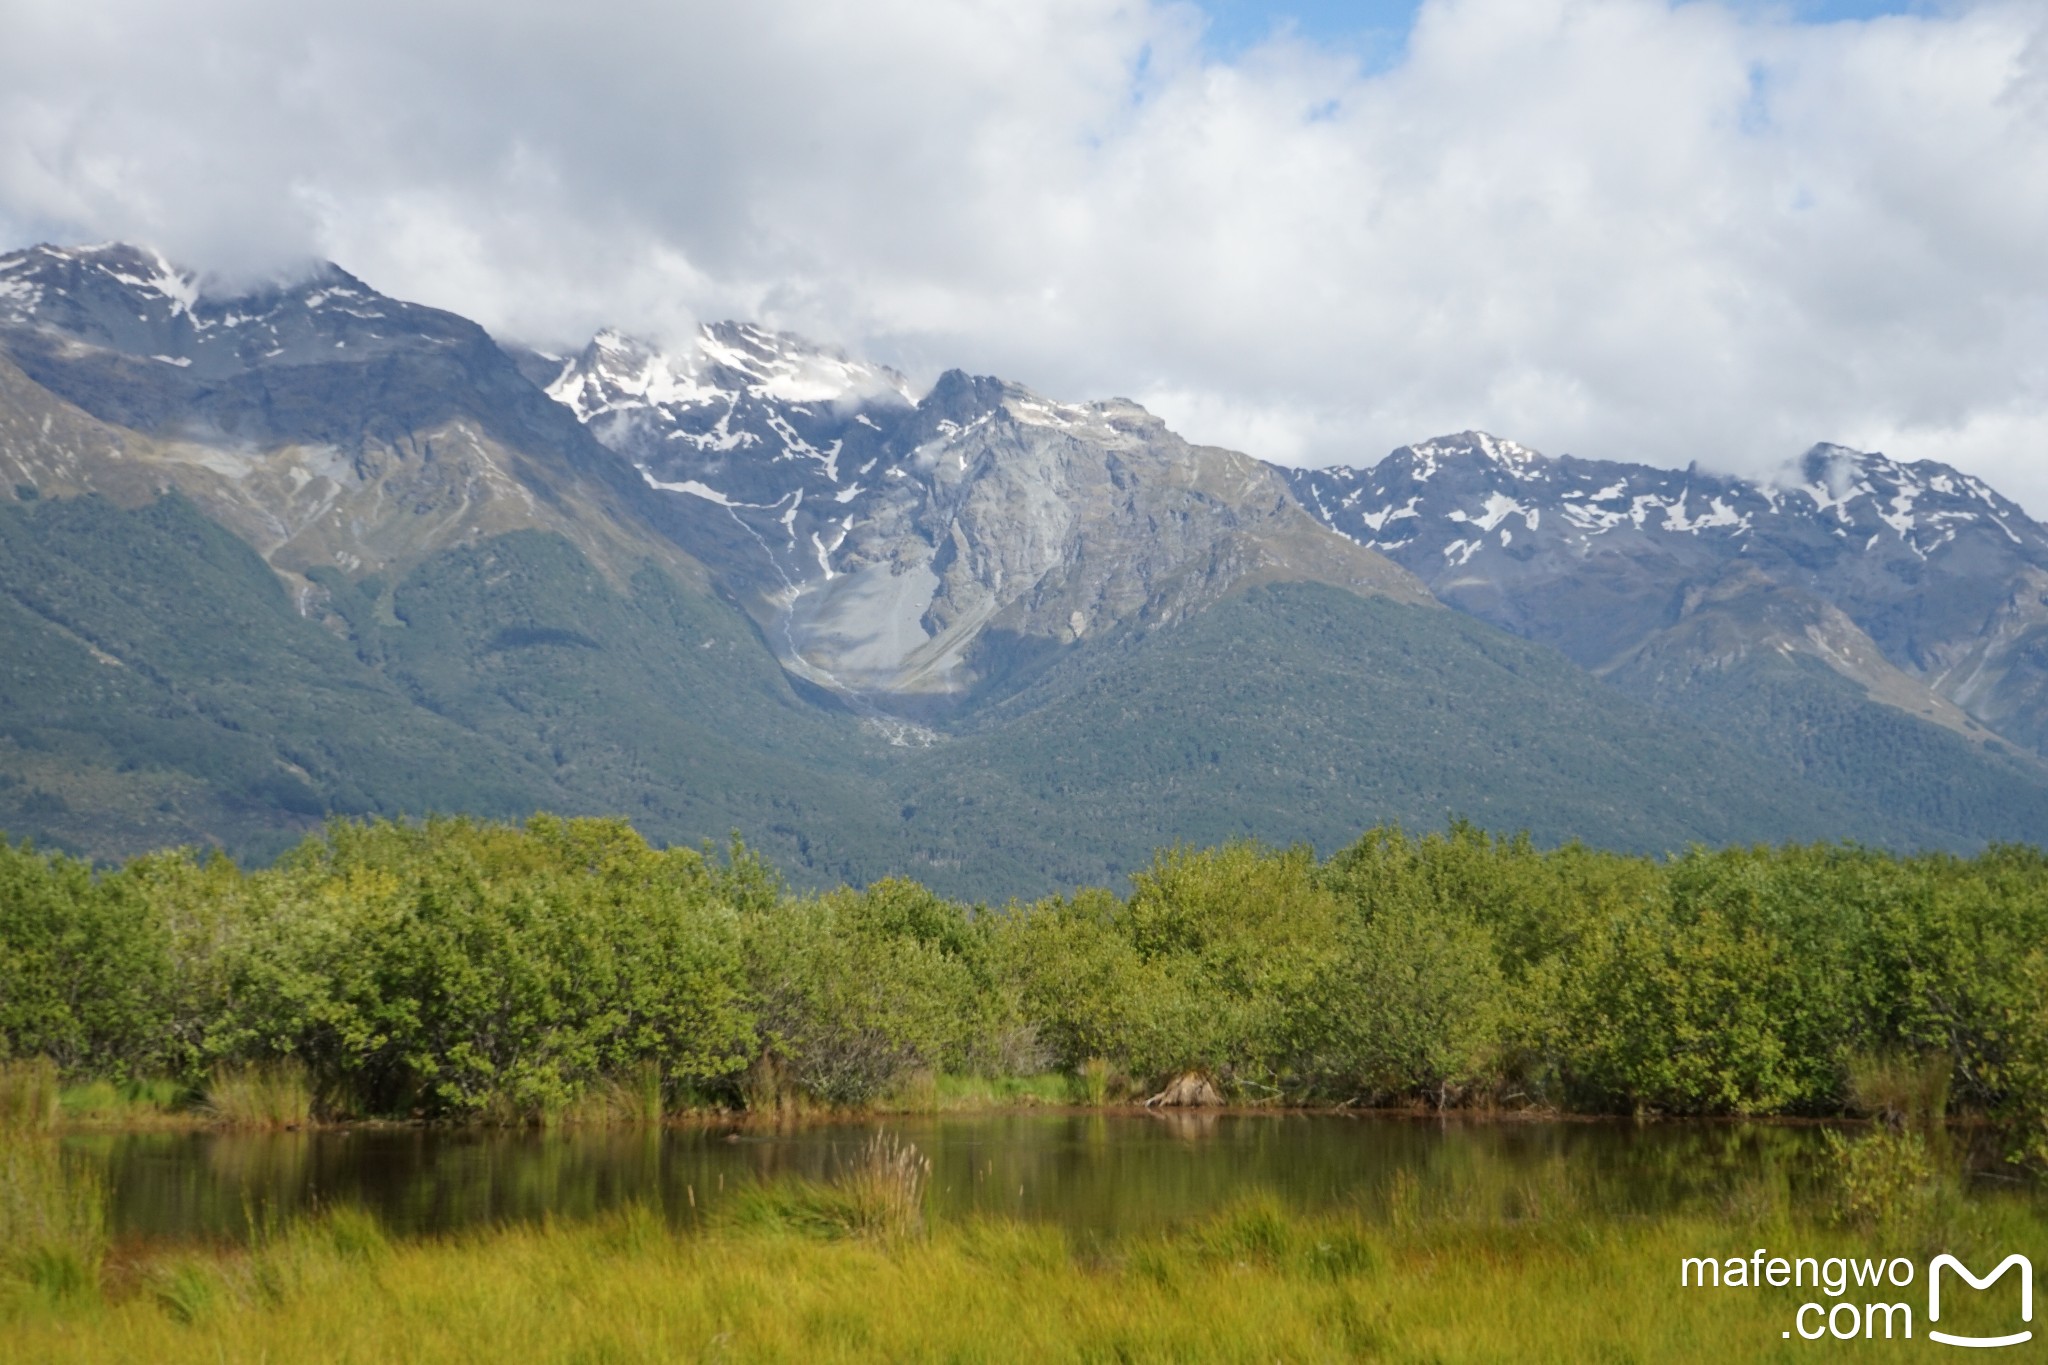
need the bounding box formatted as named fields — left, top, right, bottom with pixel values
left=2, top=242, right=2043, bottom=897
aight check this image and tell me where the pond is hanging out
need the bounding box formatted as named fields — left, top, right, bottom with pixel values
left=62, top=1111, right=1902, bottom=1248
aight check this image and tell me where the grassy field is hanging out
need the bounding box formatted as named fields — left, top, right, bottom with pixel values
left=5, top=1122, right=2043, bottom=1362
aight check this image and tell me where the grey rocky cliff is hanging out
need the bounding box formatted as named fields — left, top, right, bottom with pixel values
left=546, top=329, right=1429, bottom=705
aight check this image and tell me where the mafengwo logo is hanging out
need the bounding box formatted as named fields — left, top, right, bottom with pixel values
left=1680, top=1249, right=2034, bottom=1345
left=1928, top=1254, right=2032, bottom=1349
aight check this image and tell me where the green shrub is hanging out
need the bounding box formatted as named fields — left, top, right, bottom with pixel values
left=1823, top=1128, right=1935, bottom=1227
left=4, top=813, right=2048, bottom=1159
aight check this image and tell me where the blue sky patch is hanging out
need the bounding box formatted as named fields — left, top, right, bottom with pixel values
left=1194, top=0, right=1943, bottom=65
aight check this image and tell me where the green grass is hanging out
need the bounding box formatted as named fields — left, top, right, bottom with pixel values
left=202, top=1061, right=313, bottom=1129
left=936, top=1073, right=1076, bottom=1108
left=0, top=1058, right=58, bottom=1133
left=5, top=1166, right=2044, bottom=1361
left=0, top=1133, right=105, bottom=1308
left=878, top=1072, right=1078, bottom=1113
left=57, top=1078, right=189, bottom=1127
left=4, top=1118, right=2040, bottom=1360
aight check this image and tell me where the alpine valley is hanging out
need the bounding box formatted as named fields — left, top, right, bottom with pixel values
left=2, top=243, right=2044, bottom=898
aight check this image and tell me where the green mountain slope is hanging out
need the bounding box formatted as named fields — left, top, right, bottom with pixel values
left=0, top=493, right=899, bottom=876
left=1618, top=652, right=2048, bottom=844
left=4, top=245, right=2039, bottom=901
left=1594, top=567, right=2048, bottom=846
left=0, top=495, right=1996, bottom=901
left=888, top=583, right=1941, bottom=892
left=0, top=492, right=546, bottom=860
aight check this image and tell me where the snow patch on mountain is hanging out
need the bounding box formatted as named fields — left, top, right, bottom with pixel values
left=1292, top=430, right=2048, bottom=570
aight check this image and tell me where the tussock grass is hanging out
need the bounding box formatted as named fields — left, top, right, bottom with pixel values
left=9, top=1189, right=2046, bottom=1361
left=725, top=1131, right=932, bottom=1242
left=59, top=1077, right=190, bottom=1126
left=1846, top=1050, right=1952, bottom=1129
left=1077, top=1056, right=1118, bottom=1107
left=551, top=1060, right=668, bottom=1127
left=739, top=1052, right=819, bottom=1121
left=0, top=1134, right=106, bottom=1306
left=203, top=1061, right=312, bottom=1129
left=0, top=1057, right=59, bottom=1133
left=837, top=1131, right=931, bottom=1239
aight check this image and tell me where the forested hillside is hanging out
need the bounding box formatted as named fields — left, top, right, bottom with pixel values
left=5, top=243, right=2046, bottom=892
left=0, top=495, right=1960, bottom=898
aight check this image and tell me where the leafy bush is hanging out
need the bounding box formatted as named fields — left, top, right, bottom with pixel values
left=4, top=815, right=2048, bottom=1161
left=743, top=882, right=986, bottom=1106
left=1823, top=1128, right=1936, bottom=1227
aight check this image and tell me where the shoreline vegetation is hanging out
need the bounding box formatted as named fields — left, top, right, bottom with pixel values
left=4, top=1109, right=2043, bottom=1359
left=7, top=813, right=2048, bottom=1354
left=4, top=815, right=2048, bottom=1142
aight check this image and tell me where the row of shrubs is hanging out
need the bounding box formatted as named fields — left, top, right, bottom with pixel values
left=3, top=816, right=2047, bottom=1151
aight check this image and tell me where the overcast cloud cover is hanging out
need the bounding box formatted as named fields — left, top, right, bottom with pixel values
left=1, top=0, right=2044, bottom=505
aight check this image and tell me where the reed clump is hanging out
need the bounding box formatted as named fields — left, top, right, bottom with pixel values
left=1077, top=1057, right=1116, bottom=1107
left=548, top=1061, right=669, bottom=1127
left=724, top=1130, right=931, bottom=1242
left=738, top=1052, right=818, bottom=1122
left=204, top=1060, right=313, bottom=1129
left=0, top=1057, right=59, bottom=1134
left=0, top=1132, right=106, bottom=1304
left=1846, top=1050, right=1951, bottom=1129
left=838, top=1130, right=932, bottom=1239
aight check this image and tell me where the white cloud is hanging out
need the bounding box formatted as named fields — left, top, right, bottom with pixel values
left=2, top=0, right=2045, bottom=506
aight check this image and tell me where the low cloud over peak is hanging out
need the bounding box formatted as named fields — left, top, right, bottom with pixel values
left=3, top=0, right=2044, bottom=506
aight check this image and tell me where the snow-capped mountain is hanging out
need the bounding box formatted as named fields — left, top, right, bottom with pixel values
left=7, top=241, right=2048, bottom=876
left=539, top=322, right=913, bottom=522
left=1290, top=433, right=2048, bottom=756
left=0, top=242, right=686, bottom=595
left=0, top=242, right=449, bottom=377
left=543, top=328, right=1426, bottom=702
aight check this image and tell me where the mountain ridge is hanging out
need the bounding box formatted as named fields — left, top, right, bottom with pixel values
left=541, top=323, right=1431, bottom=708
left=3, top=240, right=2045, bottom=888
left=1287, top=430, right=2048, bottom=761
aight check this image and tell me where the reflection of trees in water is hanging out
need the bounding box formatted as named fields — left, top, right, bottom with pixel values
left=1147, top=1112, right=1221, bottom=1142
left=80, top=1115, right=1869, bottom=1246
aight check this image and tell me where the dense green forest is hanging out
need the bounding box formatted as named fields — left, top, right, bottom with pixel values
left=5, top=493, right=2025, bottom=901
left=4, top=815, right=2047, bottom=1160
left=0, top=493, right=904, bottom=877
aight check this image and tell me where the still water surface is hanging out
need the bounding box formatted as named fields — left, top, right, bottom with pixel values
left=65, top=1113, right=1860, bottom=1247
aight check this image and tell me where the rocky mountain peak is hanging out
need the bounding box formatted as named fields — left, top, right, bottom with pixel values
left=547, top=322, right=912, bottom=426
left=1289, top=431, right=2048, bottom=761
left=1776, top=442, right=2039, bottom=556
left=1404, top=430, right=1548, bottom=474
left=0, top=240, right=695, bottom=595
left=0, top=242, right=441, bottom=383
left=542, top=334, right=1425, bottom=705
left=0, top=242, right=200, bottom=324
